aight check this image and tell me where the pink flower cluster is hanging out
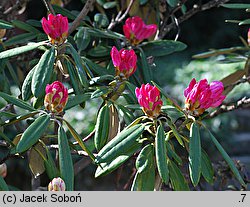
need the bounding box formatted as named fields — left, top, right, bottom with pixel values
left=42, top=14, right=68, bottom=45
left=110, top=46, right=137, bottom=79
left=184, top=78, right=226, bottom=115
left=123, top=16, right=157, bottom=45
left=48, top=177, right=66, bottom=191
left=248, top=29, right=250, bottom=45
left=135, top=83, right=163, bottom=118
left=44, top=81, right=68, bottom=113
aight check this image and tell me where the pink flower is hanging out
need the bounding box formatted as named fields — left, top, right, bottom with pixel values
left=44, top=81, right=68, bottom=113
left=111, top=46, right=137, bottom=79
left=184, top=78, right=226, bottom=116
left=0, top=163, right=7, bottom=178
left=248, top=29, right=250, bottom=45
left=123, top=16, right=157, bottom=45
left=48, top=177, right=66, bottom=191
left=42, top=14, right=68, bottom=45
left=135, top=83, right=163, bottom=118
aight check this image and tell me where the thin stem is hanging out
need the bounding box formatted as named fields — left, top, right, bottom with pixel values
left=42, top=0, right=56, bottom=15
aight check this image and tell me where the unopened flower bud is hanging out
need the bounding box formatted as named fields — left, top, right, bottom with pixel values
left=0, top=163, right=7, bottom=178
left=135, top=83, right=163, bottom=118
left=42, top=14, right=68, bottom=45
left=44, top=81, right=68, bottom=113
left=48, top=177, right=66, bottom=191
left=123, top=16, right=157, bottom=45
left=111, top=46, right=137, bottom=79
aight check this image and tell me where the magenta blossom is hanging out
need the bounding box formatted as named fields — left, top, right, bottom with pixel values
left=42, top=14, right=68, bottom=45
left=135, top=83, right=163, bottom=118
left=111, top=46, right=137, bottom=79
left=44, top=81, right=68, bottom=113
left=248, top=29, right=250, bottom=45
left=184, top=78, right=226, bottom=116
left=48, top=177, right=66, bottom=191
left=123, top=16, right=157, bottom=45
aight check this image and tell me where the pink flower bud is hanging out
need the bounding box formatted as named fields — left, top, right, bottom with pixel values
left=184, top=78, right=226, bottom=116
left=111, top=46, right=137, bottom=79
left=0, top=163, right=7, bottom=178
left=48, top=177, right=66, bottom=191
left=123, top=16, right=157, bottom=45
left=44, top=81, right=68, bottom=113
left=248, top=29, right=250, bottom=45
left=135, top=83, right=163, bottom=118
left=42, top=14, right=68, bottom=45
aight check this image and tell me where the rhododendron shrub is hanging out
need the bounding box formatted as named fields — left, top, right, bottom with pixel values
left=0, top=1, right=248, bottom=191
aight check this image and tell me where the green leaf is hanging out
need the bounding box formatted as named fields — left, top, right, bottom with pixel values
left=0, top=92, right=35, bottom=111
left=67, top=44, right=89, bottom=88
left=74, top=27, right=90, bottom=52
left=132, top=145, right=155, bottom=191
left=95, top=143, right=141, bottom=177
left=84, top=27, right=124, bottom=40
left=116, top=104, right=135, bottom=125
left=189, top=122, right=201, bottom=187
left=140, top=0, right=148, bottom=5
left=167, top=0, right=179, bottom=7
left=82, top=57, right=111, bottom=76
left=201, top=149, right=214, bottom=184
left=52, top=5, right=77, bottom=20
left=168, top=160, right=190, bottom=191
left=0, top=41, right=45, bottom=59
left=64, top=120, right=96, bottom=162
left=31, top=47, right=55, bottom=98
left=141, top=40, right=187, bottom=57
left=239, top=19, right=250, bottom=25
left=44, top=145, right=60, bottom=180
left=138, top=48, right=151, bottom=83
left=222, top=4, right=250, bottom=9
left=87, top=45, right=111, bottom=57
left=0, top=20, right=13, bottom=29
left=4, top=33, right=38, bottom=47
left=166, top=141, right=182, bottom=165
left=165, top=117, right=184, bottom=147
left=12, top=20, right=40, bottom=33
left=94, top=13, right=109, bottom=27
left=0, top=176, right=9, bottom=191
left=207, top=129, right=246, bottom=187
left=155, top=124, right=169, bottom=184
left=103, top=1, right=117, bottom=9
left=16, top=114, right=50, bottom=153
left=65, top=93, right=91, bottom=110
left=58, top=126, right=74, bottom=191
left=91, top=87, right=109, bottom=99
left=136, top=144, right=154, bottom=173
left=22, top=66, right=36, bottom=101
left=94, top=104, right=110, bottom=151
left=95, top=124, right=145, bottom=164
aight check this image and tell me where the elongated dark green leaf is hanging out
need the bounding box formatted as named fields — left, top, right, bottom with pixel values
left=94, top=13, right=109, bottom=27
left=141, top=40, right=187, bottom=57
left=0, top=92, right=35, bottom=111
left=95, top=143, right=141, bottom=177
left=4, top=33, right=37, bottom=47
left=131, top=146, right=155, bottom=191
left=94, top=104, right=110, bottom=151
left=64, top=120, right=96, bottom=162
left=67, top=44, right=89, bottom=88
left=88, top=45, right=111, bottom=57
left=74, top=27, right=90, bottom=52
left=1, top=111, right=39, bottom=127
left=207, top=130, right=246, bottom=187
left=44, top=145, right=59, bottom=180
left=58, top=126, right=74, bottom=191
left=166, top=141, right=182, bottom=165
left=165, top=117, right=184, bottom=147
left=189, top=122, right=201, bottom=186
left=0, top=131, right=14, bottom=146
left=168, top=160, right=190, bottom=191
left=31, top=47, right=55, bottom=98
left=222, top=4, right=250, bottom=9
left=103, top=1, right=117, bottom=9
left=82, top=57, right=112, bottom=76
left=84, top=27, right=124, bottom=40
left=0, top=176, right=9, bottom=191
left=201, top=149, right=214, bottom=184
left=139, top=48, right=151, bottom=83
left=91, top=87, right=109, bottom=99
left=239, top=19, right=250, bottom=25
left=136, top=144, right=154, bottom=173
left=52, top=5, right=77, bottom=20
left=0, top=41, right=45, bottom=59
left=12, top=20, right=40, bottom=33
left=22, top=66, right=36, bottom=101
left=155, top=124, right=169, bottom=184
left=16, top=114, right=50, bottom=153
left=65, top=94, right=91, bottom=110
left=95, top=124, right=145, bottom=163
left=117, top=104, right=135, bottom=125
left=167, top=0, right=178, bottom=7
left=0, top=20, right=13, bottom=29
